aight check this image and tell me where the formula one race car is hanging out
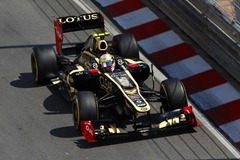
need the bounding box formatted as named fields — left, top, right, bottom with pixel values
left=31, top=12, right=198, bottom=142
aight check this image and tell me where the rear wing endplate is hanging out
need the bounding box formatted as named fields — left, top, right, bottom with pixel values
left=54, top=12, right=105, bottom=55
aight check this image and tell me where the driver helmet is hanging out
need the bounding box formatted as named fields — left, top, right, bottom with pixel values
left=99, top=53, right=115, bottom=72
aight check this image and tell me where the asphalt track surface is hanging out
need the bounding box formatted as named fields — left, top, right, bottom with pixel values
left=0, top=0, right=238, bottom=159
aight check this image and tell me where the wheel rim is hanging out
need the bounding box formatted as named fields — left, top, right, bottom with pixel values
left=31, top=53, right=38, bottom=81
left=160, top=84, right=169, bottom=113
left=73, top=99, right=80, bottom=130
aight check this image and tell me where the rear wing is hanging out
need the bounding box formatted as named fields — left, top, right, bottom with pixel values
left=54, top=12, right=105, bottom=55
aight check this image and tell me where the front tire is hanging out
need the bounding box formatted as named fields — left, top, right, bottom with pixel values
left=160, top=79, right=188, bottom=112
left=31, top=46, right=58, bottom=84
left=72, top=91, right=99, bottom=131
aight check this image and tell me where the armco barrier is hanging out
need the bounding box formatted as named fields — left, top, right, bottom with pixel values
left=150, top=0, right=240, bottom=83
left=234, top=0, right=240, bottom=25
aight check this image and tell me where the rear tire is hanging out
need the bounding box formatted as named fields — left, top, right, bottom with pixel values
left=112, top=33, right=139, bottom=58
left=31, top=46, right=58, bottom=84
left=72, top=91, right=99, bottom=131
left=160, top=79, right=188, bottom=112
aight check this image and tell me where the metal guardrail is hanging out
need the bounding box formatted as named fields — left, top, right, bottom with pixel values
left=206, top=0, right=236, bottom=21
left=202, top=0, right=240, bottom=28
left=187, top=0, right=240, bottom=44
left=233, top=0, right=240, bottom=25
left=151, top=0, right=240, bottom=83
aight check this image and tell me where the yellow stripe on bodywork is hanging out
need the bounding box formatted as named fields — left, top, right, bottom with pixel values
left=52, top=80, right=61, bottom=85
left=159, top=117, right=180, bottom=129
left=69, top=65, right=84, bottom=75
left=67, top=65, right=85, bottom=93
left=92, top=32, right=110, bottom=38
left=95, top=58, right=99, bottom=64
left=124, top=58, right=144, bottom=64
left=108, top=123, right=128, bottom=134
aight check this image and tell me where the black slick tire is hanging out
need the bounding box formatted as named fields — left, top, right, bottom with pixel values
left=72, top=91, right=99, bottom=131
left=31, top=46, right=58, bottom=84
left=112, top=33, right=139, bottom=58
left=160, top=79, right=188, bottom=112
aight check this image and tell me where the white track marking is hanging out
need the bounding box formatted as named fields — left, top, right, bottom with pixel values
left=163, top=55, right=211, bottom=79
left=191, top=83, right=240, bottom=110
left=113, top=7, right=158, bottom=29
left=95, top=0, right=122, bottom=7
left=138, top=30, right=184, bottom=54
left=73, top=0, right=240, bottom=158
left=220, top=119, right=240, bottom=143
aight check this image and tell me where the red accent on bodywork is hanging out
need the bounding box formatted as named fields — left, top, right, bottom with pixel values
left=88, top=69, right=99, bottom=74
left=81, top=121, right=96, bottom=142
left=128, top=63, right=138, bottom=69
left=183, top=106, right=200, bottom=127
left=54, top=19, right=63, bottom=55
left=183, top=106, right=193, bottom=114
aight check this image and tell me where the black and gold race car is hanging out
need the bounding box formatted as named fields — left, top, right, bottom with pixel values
left=31, top=12, right=198, bottom=142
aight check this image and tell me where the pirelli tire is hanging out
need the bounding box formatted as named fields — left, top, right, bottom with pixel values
left=160, top=79, right=188, bottom=112
left=112, top=33, right=139, bottom=59
left=72, top=91, right=99, bottom=131
left=31, top=46, right=58, bottom=84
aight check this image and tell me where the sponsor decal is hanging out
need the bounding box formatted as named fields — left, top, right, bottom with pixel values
left=85, top=124, right=94, bottom=136
left=129, top=94, right=141, bottom=99
left=92, top=62, right=98, bottom=69
left=140, top=107, right=148, bottom=110
left=81, top=121, right=96, bottom=142
left=117, top=59, right=124, bottom=65
left=124, top=88, right=137, bottom=95
left=136, top=100, right=142, bottom=103
left=136, top=101, right=146, bottom=107
left=58, top=13, right=99, bottom=24
left=115, top=76, right=134, bottom=88
left=54, top=26, right=63, bottom=40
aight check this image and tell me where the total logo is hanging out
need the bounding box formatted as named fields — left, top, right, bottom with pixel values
left=84, top=122, right=94, bottom=136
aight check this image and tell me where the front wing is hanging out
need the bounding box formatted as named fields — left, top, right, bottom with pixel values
left=80, top=106, right=199, bottom=142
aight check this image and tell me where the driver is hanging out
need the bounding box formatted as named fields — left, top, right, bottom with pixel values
left=99, top=53, right=116, bottom=72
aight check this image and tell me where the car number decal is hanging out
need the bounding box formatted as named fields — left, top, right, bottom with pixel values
left=99, top=76, right=113, bottom=92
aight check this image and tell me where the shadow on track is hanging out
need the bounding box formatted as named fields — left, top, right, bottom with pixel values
left=43, top=85, right=72, bottom=115
left=50, top=126, right=80, bottom=138
left=10, top=72, right=72, bottom=114
left=10, top=72, right=39, bottom=88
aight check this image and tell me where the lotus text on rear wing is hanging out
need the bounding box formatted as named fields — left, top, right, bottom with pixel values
left=58, top=13, right=99, bottom=24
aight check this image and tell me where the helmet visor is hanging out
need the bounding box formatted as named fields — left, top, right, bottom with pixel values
left=101, top=59, right=113, bottom=68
